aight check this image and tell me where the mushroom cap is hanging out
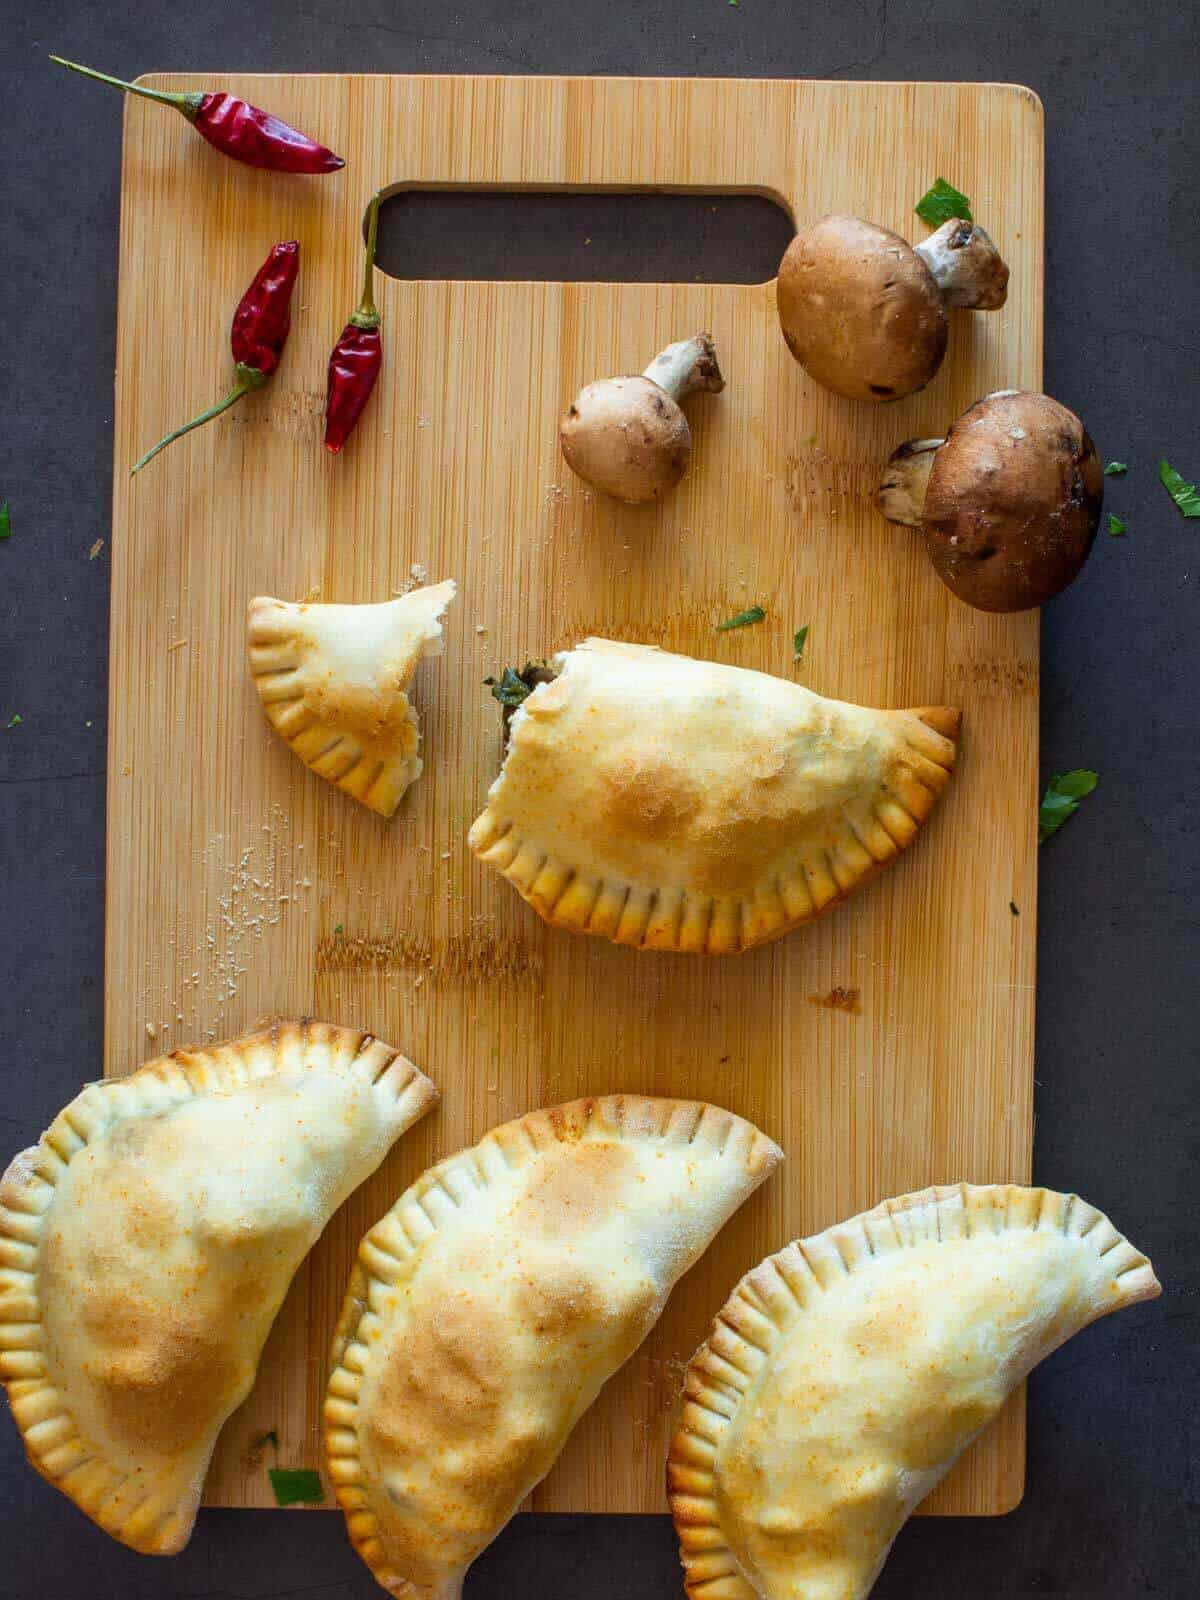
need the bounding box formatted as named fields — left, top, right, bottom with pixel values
left=776, top=215, right=948, bottom=402
left=922, top=391, right=1103, bottom=612
left=558, top=376, right=691, bottom=504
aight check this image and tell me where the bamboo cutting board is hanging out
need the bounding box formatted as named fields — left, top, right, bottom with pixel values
left=106, top=74, right=1043, bottom=1516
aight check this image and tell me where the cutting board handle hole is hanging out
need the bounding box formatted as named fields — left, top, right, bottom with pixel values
left=373, top=188, right=794, bottom=284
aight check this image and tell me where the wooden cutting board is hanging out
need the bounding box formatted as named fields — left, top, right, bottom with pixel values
left=106, top=74, right=1042, bottom=1516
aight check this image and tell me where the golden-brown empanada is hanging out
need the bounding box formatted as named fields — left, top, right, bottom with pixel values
left=324, top=1095, right=782, bottom=1598
left=669, top=1184, right=1160, bottom=1600
left=468, top=639, right=959, bottom=953
left=0, top=1020, right=438, bottom=1555
left=249, top=580, right=456, bottom=817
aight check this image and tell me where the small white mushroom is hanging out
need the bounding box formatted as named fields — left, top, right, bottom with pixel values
left=558, top=334, right=725, bottom=504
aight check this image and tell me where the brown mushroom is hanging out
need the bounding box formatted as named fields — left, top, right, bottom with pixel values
left=876, top=391, right=1103, bottom=611
left=776, top=214, right=1009, bottom=402
left=558, top=334, right=725, bottom=503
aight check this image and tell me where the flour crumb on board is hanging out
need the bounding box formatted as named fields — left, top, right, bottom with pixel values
left=393, top=562, right=430, bottom=596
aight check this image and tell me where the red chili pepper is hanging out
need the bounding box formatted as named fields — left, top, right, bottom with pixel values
left=50, top=57, right=343, bottom=174
left=131, top=242, right=299, bottom=476
left=324, top=194, right=384, bottom=454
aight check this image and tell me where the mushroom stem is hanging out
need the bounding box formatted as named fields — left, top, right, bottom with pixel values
left=876, top=438, right=944, bottom=527
left=914, top=220, right=1009, bottom=310
left=642, top=334, right=725, bottom=402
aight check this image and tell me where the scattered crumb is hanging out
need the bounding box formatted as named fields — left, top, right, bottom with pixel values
left=88, top=538, right=105, bottom=560
left=441, top=851, right=451, bottom=860
left=808, top=986, right=862, bottom=1015
left=301, top=585, right=321, bottom=603
left=475, top=624, right=487, bottom=635
left=167, top=638, right=188, bottom=652
left=145, top=1023, right=157, bottom=1041
left=1010, top=901, right=1020, bottom=916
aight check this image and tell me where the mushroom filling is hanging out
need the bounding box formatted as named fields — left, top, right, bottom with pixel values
left=489, top=661, right=559, bottom=750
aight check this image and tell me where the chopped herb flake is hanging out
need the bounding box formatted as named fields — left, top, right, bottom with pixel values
left=490, top=667, right=533, bottom=708
left=716, top=605, right=766, bottom=632
left=1107, top=513, right=1128, bottom=537
left=1009, top=901, right=1020, bottom=916
left=1159, top=459, right=1200, bottom=517
left=6, top=713, right=21, bottom=729
left=1038, top=769, right=1098, bottom=843
left=792, top=624, right=809, bottom=660
left=0, top=502, right=9, bottom=540
left=333, top=924, right=343, bottom=936
left=915, top=178, right=972, bottom=228
left=251, top=1429, right=279, bottom=1453
left=268, top=1467, right=324, bottom=1507
left=1103, top=461, right=1127, bottom=476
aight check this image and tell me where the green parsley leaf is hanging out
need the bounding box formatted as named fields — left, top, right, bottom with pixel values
left=489, top=667, right=533, bottom=708
left=0, top=502, right=10, bottom=540
left=333, top=924, right=343, bottom=936
left=268, top=1467, right=325, bottom=1507
left=915, top=178, right=972, bottom=228
left=1103, top=461, right=1127, bottom=476
left=6, top=713, right=21, bottom=730
left=1107, top=513, right=1128, bottom=537
left=251, top=1429, right=279, bottom=1453
left=1159, top=459, right=1200, bottom=517
left=1038, top=769, right=1098, bottom=843
left=792, top=624, right=809, bottom=660
left=716, top=605, right=766, bottom=632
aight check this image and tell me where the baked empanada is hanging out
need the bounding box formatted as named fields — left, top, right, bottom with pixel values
left=669, top=1183, right=1160, bottom=1600
left=469, top=639, right=959, bottom=954
left=249, top=580, right=456, bottom=817
left=0, top=1020, right=437, bottom=1555
left=324, top=1095, right=782, bottom=1598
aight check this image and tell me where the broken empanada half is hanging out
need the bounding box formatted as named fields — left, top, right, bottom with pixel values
left=468, top=638, right=959, bottom=954
left=249, top=580, right=456, bottom=817
left=669, top=1184, right=1160, bottom=1600
left=0, top=1020, right=438, bottom=1555
left=324, top=1096, right=782, bottom=1599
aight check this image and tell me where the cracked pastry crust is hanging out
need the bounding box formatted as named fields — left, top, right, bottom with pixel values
left=324, top=1095, right=782, bottom=1599
left=0, top=1020, right=438, bottom=1555
left=668, top=1184, right=1160, bottom=1600
left=248, top=580, right=456, bottom=818
left=468, top=638, right=960, bottom=953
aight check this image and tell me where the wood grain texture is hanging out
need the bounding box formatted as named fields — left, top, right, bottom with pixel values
left=105, top=75, right=1042, bottom=1516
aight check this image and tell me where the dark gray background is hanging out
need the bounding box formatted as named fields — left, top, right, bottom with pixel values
left=1, top=2, right=1196, bottom=1596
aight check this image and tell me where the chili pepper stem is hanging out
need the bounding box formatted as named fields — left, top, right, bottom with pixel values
left=350, top=193, right=383, bottom=331
left=49, top=56, right=203, bottom=119
left=131, top=367, right=264, bottom=476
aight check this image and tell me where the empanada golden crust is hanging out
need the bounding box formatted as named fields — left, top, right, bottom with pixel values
left=248, top=580, right=456, bottom=817
left=668, top=1184, right=1160, bottom=1600
left=468, top=639, right=959, bottom=954
left=324, top=1095, right=782, bottom=1599
left=0, top=1020, right=438, bottom=1556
